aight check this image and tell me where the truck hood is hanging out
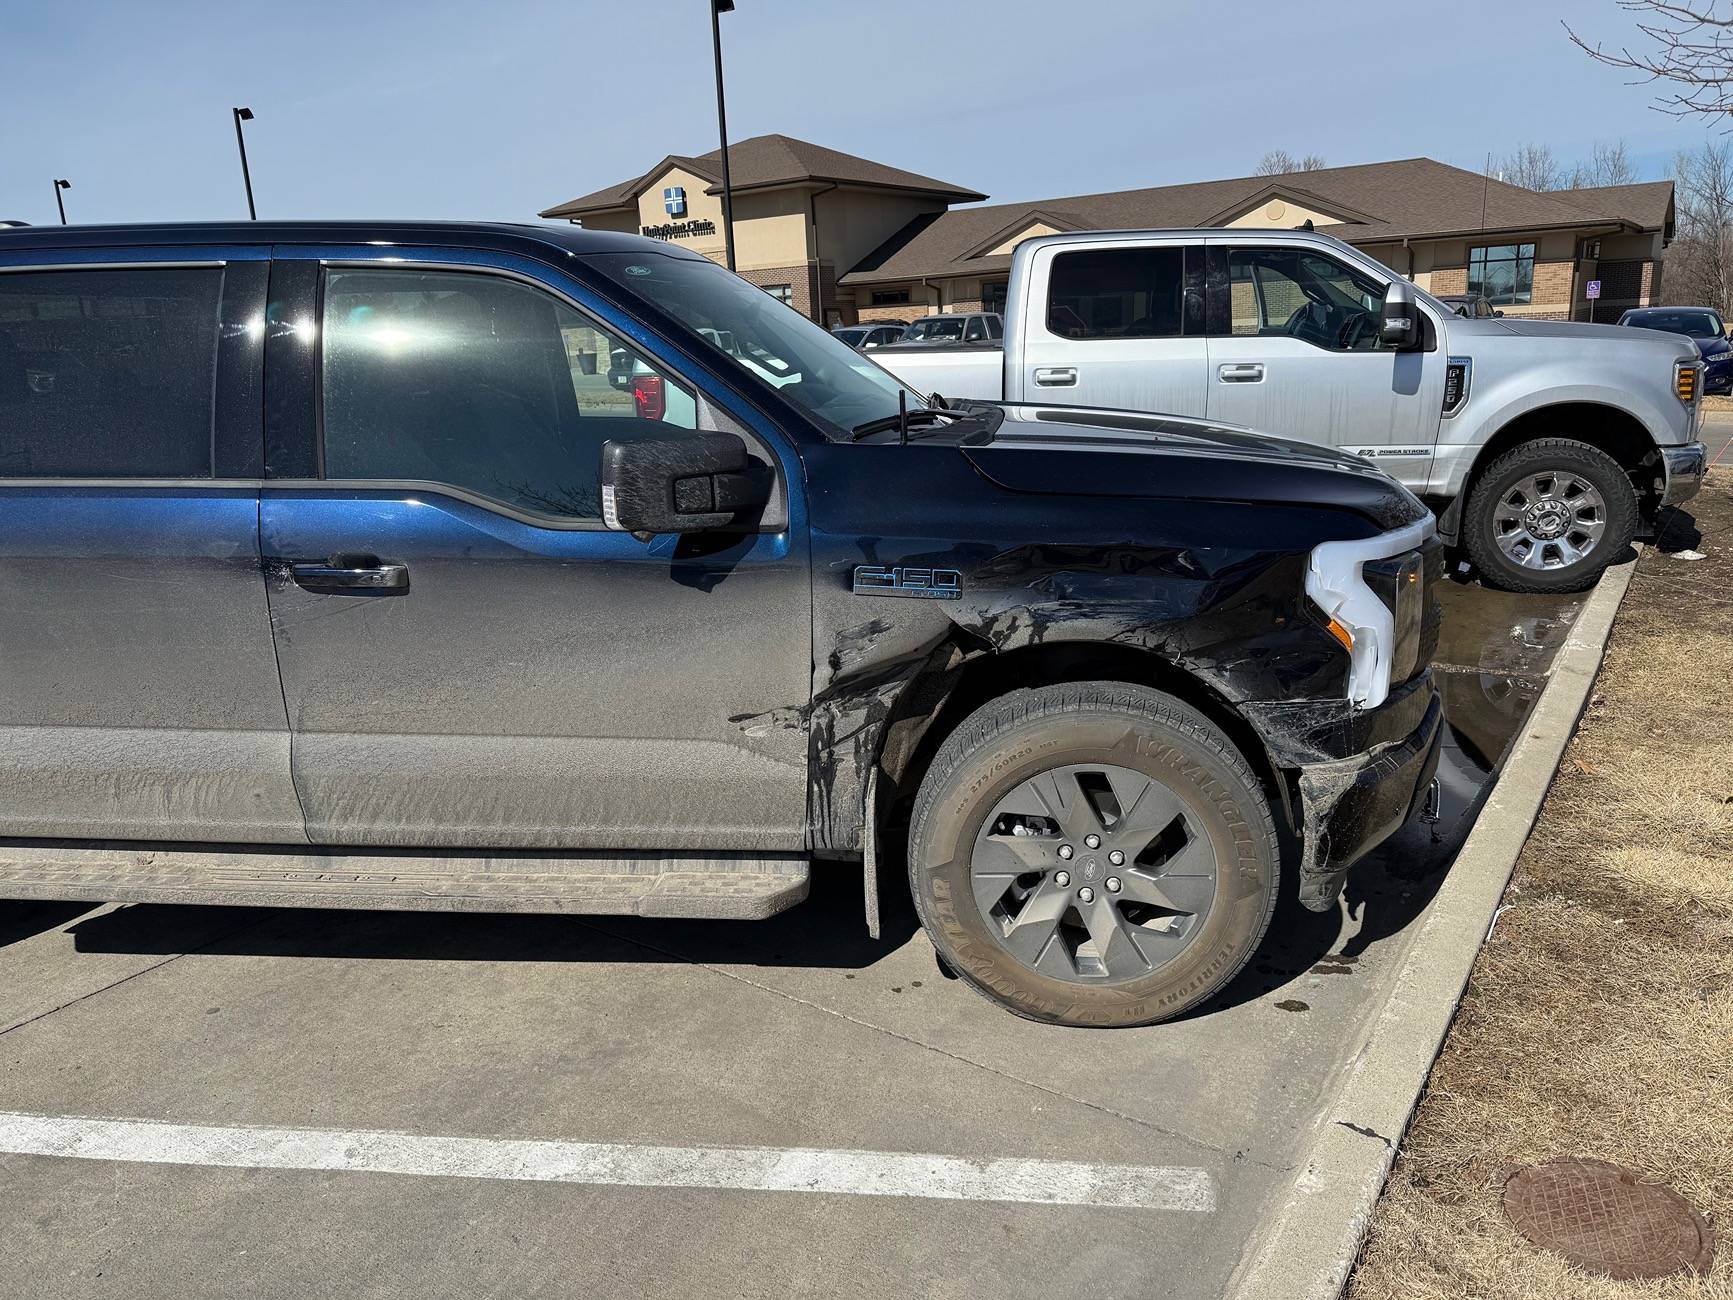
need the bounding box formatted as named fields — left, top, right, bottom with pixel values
left=1468, top=316, right=1699, bottom=359
left=959, top=404, right=1429, bottom=532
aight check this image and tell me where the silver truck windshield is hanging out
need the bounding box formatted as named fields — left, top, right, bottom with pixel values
left=586, top=252, right=922, bottom=440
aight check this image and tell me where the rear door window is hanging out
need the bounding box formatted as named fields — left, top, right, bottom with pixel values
left=319, top=268, right=695, bottom=520
left=1045, top=246, right=1185, bottom=339
left=0, top=267, right=223, bottom=476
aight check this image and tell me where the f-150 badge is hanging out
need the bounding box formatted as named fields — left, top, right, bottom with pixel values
left=853, top=566, right=962, bottom=599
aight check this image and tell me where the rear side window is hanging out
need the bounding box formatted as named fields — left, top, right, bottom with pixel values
left=320, top=268, right=695, bottom=520
left=0, top=267, right=222, bottom=476
left=1046, top=247, right=1184, bottom=339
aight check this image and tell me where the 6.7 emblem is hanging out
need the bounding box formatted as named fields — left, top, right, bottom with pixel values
left=853, top=565, right=962, bottom=599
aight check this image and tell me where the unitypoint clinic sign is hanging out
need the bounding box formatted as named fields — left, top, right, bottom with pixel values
left=641, top=218, right=717, bottom=240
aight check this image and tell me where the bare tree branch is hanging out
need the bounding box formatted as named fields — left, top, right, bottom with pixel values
left=1567, top=0, right=1733, bottom=120
left=1254, top=150, right=1326, bottom=176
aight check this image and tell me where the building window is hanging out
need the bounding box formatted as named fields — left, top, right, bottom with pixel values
left=1467, top=243, right=1535, bottom=306
left=763, top=283, right=793, bottom=307
left=983, top=280, right=1009, bottom=316
left=870, top=288, right=911, bottom=306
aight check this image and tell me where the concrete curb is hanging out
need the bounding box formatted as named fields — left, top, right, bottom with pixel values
left=1225, top=553, right=1641, bottom=1300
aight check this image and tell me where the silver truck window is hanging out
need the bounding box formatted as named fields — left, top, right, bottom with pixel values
left=1227, top=248, right=1384, bottom=352
left=0, top=267, right=222, bottom=477
left=1046, top=247, right=1185, bottom=339
left=321, top=268, right=695, bottom=520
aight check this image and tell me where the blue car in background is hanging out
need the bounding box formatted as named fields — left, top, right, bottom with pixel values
left=1618, top=306, right=1733, bottom=395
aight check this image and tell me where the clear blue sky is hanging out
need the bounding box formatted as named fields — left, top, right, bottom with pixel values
left=0, top=0, right=1718, bottom=227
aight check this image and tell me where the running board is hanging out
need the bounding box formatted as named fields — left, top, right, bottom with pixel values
left=0, top=841, right=810, bottom=919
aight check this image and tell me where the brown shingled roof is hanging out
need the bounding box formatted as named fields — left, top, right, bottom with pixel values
left=841, top=157, right=1672, bottom=286
left=540, top=134, right=984, bottom=219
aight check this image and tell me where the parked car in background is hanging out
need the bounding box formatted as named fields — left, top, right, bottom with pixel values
left=0, top=218, right=1447, bottom=1028
left=830, top=323, right=906, bottom=350
left=896, top=311, right=1003, bottom=345
left=872, top=228, right=1707, bottom=594
left=1617, top=306, right=1733, bottom=396
left=1435, top=293, right=1503, bottom=320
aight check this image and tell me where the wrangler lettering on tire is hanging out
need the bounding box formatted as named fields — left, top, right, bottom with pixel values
left=907, top=682, right=1279, bottom=1028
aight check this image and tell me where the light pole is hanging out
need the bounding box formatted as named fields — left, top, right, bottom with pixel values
left=710, top=0, right=736, bottom=270
left=53, top=179, right=71, bottom=226
left=232, top=107, right=257, bottom=220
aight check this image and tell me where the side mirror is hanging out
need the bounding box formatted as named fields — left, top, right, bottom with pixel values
left=600, top=433, right=772, bottom=537
left=1379, top=280, right=1422, bottom=350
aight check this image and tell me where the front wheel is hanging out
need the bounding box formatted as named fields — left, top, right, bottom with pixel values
left=907, top=682, right=1279, bottom=1028
left=1462, top=438, right=1637, bottom=593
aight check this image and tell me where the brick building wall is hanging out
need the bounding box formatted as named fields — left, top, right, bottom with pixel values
left=735, top=263, right=823, bottom=321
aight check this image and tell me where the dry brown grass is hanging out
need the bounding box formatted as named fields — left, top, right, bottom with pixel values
left=1347, top=473, right=1733, bottom=1300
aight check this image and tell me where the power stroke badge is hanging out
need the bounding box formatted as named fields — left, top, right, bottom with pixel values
left=853, top=566, right=962, bottom=599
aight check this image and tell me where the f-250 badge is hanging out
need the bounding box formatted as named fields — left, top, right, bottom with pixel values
left=853, top=565, right=962, bottom=599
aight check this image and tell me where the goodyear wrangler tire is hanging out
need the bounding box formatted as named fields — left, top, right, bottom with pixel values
left=907, top=682, right=1279, bottom=1027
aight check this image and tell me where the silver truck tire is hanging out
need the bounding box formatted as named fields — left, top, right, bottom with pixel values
left=1463, top=438, right=1638, bottom=594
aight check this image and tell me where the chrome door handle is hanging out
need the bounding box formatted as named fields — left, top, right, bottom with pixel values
left=288, top=554, right=409, bottom=593
left=1218, top=362, right=1265, bottom=383
left=1033, top=366, right=1077, bottom=387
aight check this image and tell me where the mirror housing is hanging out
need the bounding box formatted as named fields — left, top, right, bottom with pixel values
left=1379, top=280, right=1422, bottom=350
left=600, top=433, right=772, bottom=536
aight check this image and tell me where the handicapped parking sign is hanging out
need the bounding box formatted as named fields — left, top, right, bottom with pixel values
left=1586, top=280, right=1602, bottom=299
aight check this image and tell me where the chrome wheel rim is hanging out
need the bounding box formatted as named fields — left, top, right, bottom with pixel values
left=968, top=762, right=1218, bottom=984
left=1491, top=471, right=1607, bottom=571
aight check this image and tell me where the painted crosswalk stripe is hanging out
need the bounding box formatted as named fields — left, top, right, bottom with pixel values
left=0, top=1110, right=1216, bottom=1211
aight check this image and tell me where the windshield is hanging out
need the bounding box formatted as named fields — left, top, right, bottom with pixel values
left=1623, top=309, right=1725, bottom=339
left=904, top=317, right=966, bottom=342
left=586, top=252, right=923, bottom=440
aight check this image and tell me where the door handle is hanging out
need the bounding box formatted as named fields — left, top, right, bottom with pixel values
left=288, top=554, right=409, bottom=593
left=1033, top=366, right=1077, bottom=387
left=1218, top=362, right=1265, bottom=383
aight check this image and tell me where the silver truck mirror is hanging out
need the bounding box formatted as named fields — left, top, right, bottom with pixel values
left=1379, top=281, right=1421, bottom=350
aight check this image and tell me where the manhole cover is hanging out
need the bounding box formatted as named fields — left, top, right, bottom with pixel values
left=1504, top=1157, right=1715, bottom=1280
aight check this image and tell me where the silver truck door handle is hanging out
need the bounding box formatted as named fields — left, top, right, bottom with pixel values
left=1218, top=362, right=1265, bottom=383
left=1033, top=366, right=1077, bottom=387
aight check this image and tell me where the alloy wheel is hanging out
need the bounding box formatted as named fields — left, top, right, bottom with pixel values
left=1491, top=471, right=1607, bottom=571
left=969, top=762, right=1218, bottom=983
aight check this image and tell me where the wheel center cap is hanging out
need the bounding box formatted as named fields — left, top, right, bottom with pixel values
left=1524, top=501, right=1569, bottom=540
left=1082, top=858, right=1101, bottom=882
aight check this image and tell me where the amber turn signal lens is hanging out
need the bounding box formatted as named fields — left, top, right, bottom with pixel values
left=1326, top=618, right=1355, bottom=652
left=1677, top=365, right=1698, bottom=404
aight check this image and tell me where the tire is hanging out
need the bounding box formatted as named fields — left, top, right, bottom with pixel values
left=1462, top=438, right=1637, bottom=594
left=907, top=682, right=1279, bottom=1028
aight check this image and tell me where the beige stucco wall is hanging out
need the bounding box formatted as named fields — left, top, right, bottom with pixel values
left=1224, top=198, right=1343, bottom=229
left=985, top=221, right=1061, bottom=256
left=626, top=165, right=812, bottom=274
left=813, top=189, right=946, bottom=276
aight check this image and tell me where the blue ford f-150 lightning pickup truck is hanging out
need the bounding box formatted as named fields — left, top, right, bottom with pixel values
left=0, top=220, right=1442, bottom=1026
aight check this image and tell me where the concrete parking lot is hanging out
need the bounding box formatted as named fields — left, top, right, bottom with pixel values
left=0, top=578, right=1587, bottom=1299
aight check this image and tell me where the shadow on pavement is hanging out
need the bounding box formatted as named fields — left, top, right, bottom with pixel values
left=0, top=900, right=97, bottom=951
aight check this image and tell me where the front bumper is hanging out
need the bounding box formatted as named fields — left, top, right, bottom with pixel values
left=1241, top=672, right=1445, bottom=910
left=1661, top=442, right=1708, bottom=508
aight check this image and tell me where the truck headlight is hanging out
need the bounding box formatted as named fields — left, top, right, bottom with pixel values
left=1305, top=518, right=1434, bottom=709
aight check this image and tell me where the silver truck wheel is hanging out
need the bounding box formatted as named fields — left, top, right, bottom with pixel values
left=1464, top=438, right=1637, bottom=594
left=907, top=682, right=1278, bottom=1028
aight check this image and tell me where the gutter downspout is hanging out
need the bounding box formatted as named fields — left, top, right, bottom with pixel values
left=807, top=181, right=839, bottom=323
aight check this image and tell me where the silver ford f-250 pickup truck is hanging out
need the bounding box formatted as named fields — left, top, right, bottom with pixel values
left=873, top=228, right=1707, bottom=593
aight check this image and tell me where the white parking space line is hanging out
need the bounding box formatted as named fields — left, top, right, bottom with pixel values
left=0, top=1110, right=1217, bottom=1212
